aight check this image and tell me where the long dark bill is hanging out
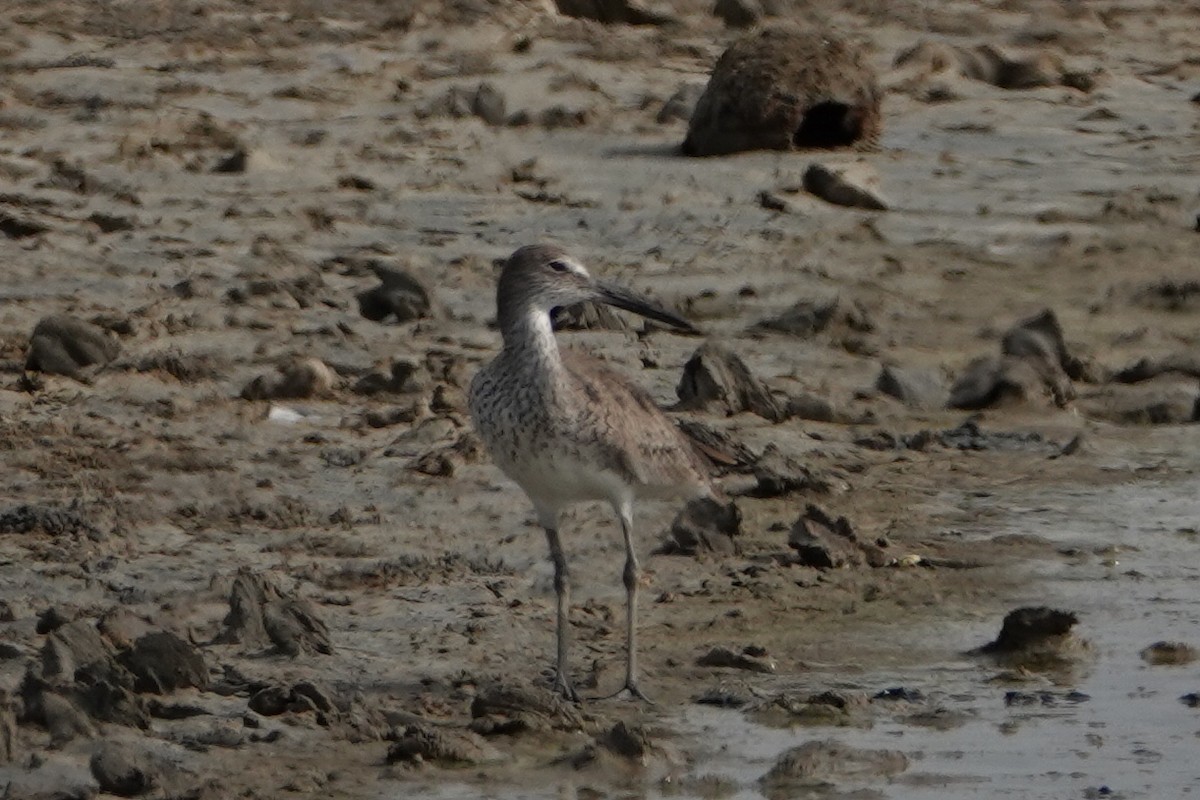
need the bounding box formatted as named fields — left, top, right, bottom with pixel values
left=596, top=280, right=698, bottom=333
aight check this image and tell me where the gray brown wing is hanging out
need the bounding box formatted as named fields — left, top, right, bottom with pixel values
left=561, top=350, right=712, bottom=493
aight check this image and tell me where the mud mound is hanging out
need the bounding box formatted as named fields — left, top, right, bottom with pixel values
left=683, top=25, right=882, bottom=156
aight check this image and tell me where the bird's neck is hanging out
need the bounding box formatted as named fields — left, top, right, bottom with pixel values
left=499, top=303, right=563, bottom=373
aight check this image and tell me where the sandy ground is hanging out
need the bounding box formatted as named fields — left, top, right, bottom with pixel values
left=1, top=0, right=1199, bottom=797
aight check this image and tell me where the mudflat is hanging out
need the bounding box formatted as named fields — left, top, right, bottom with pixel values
left=1, top=1, right=1198, bottom=797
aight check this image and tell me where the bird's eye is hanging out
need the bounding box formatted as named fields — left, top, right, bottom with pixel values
left=548, top=259, right=571, bottom=273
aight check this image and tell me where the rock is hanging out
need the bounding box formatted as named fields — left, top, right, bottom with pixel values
left=712, top=0, right=762, bottom=28
left=39, top=691, right=98, bottom=744
left=1112, top=352, right=1200, bottom=383
left=602, top=721, right=652, bottom=759
left=745, top=444, right=829, bottom=498
left=356, top=265, right=432, bottom=323
left=118, top=632, right=208, bottom=693
left=1078, top=379, right=1200, bottom=425
left=248, top=681, right=339, bottom=722
left=894, top=41, right=1086, bottom=92
left=553, top=0, right=676, bottom=26
left=1131, top=278, right=1200, bottom=311
left=352, top=359, right=423, bottom=396
left=248, top=686, right=291, bottom=717
left=659, top=497, right=742, bottom=556
left=949, top=309, right=1077, bottom=409
left=750, top=294, right=873, bottom=338
left=764, top=690, right=871, bottom=723
left=31, top=625, right=152, bottom=730
left=787, top=504, right=883, bottom=568
left=90, top=742, right=157, bottom=797
left=783, top=391, right=837, bottom=422
left=1002, top=308, right=1081, bottom=378
left=385, top=723, right=500, bottom=766
left=694, top=688, right=750, bottom=708
left=973, top=606, right=1090, bottom=671
left=211, top=148, right=247, bottom=173
left=696, top=646, right=776, bottom=674
left=656, top=83, right=706, bottom=124
left=0, top=210, right=50, bottom=238
left=751, top=295, right=838, bottom=337
left=759, top=739, right=908, bottom=793
left=676, top=341, right=787, bottom=422
left=802, top=163, right=888, bottom=210
left=132, top=349, right=223, bottom=382
left=683, top=25, right=882, bottom=156
left=41, top=620, right=118, bottom=684
left=26, top=315, right=121, bottom=378
left=0, top=503, right=103, bottom=540
left=216, top=569, right=332, bottom=656
left=471, top=82, right=507, bottom=126
left=468, top=684, right=584, bottom=735
left=1140, top=641, right=1198, bottom=666
left=876, top=364, right=948, bottom=409
left=240, top=357, right=337, bottom=401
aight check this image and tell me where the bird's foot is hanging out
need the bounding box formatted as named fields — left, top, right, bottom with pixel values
left=601, top=681, right=655, bottom=704
left=552, top=674, right=582, bottom=704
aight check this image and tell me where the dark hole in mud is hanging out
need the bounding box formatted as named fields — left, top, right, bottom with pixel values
left=793, top=101, right=862, bottom=149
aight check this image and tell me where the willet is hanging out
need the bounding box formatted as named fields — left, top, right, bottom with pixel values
left=469, top=244, right=716, bottom=701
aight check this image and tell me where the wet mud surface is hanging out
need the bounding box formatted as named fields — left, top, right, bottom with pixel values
left=1, top=0, right=1199, bottom=797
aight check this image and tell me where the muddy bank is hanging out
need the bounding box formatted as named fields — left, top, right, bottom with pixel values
left=2, top=0, right=1199, bottom=797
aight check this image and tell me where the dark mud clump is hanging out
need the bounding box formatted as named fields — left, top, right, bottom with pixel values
left=25, top=314, right=121, bottom=378
left=759, top=739, right=907, bottom=798
left=683, top=24, right=882, bottom=156
left=216, top=569, right=332, bottom=656
left=973, top=606, right=1091, bottom=671
left=659, top=497, right=742, bottom=556
left=787, top=504, right=887, bottom=568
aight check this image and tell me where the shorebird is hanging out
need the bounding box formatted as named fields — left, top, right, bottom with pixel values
left=469, top=244, right=716, bottom=702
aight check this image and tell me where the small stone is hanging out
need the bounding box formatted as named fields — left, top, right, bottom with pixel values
left=240, top=357, right=337, bottom=401
left=746, top=445, right=829, bottom=498
left=118, top=631, right=209, bottom=693
left=802, top=163, right=888, bottom=210
left=696, top=646, right=776, bottom=673
left=660, top=497, right=742, bottom=556
left=759, top=739, right=908, bottom=791
left=471, top=82, right=507, bottom=126
left=26, top=315, right=121, bottom=378
left=787, top=504, right=880, bottom=568
left=356, top=266, right=431, bottom=323
left=90, top=742, right=157, bottom=797
left=1140, top=641, right=1198, bottom=666
left=676, top=341, right=787, bottom=422
left=211, top=148, right=247, bottom=173
left=386, top=723, right=500, bottom=766
left=876, top=364, right=948, bottom=409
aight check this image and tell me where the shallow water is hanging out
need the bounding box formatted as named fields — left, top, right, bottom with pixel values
left=668, top=470, right=1200, bottom=798
left=410, top=435, right=1200, bottom=800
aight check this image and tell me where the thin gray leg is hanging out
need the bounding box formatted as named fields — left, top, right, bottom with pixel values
left=618, top=507, right=652, bottom=702
left=543, top=526, right=579, bottom=702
